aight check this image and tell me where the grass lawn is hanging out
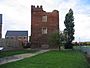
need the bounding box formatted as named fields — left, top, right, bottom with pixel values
left=0, top=50, right=89, bottom=68
left=0, top=49, right=38, bottom=58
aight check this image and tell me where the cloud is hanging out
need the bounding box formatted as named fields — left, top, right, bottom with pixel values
left=0, top=0, right=31, bottom=37
left=56, top=0, right=90, bottom=42
left=0, top=0, right=90, bottom=42
left=73, top=0, right=90, bottom=42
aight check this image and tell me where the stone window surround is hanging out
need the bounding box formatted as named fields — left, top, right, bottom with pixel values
left=42, top=27, right=47, bottom=34
left=42, top=15, right=47, bottom=22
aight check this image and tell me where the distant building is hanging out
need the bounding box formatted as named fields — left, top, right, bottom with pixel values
left=31, top=5, right=59, bottom=48
left=0, top=14, right=2, bottom=38
left=5, top=31, right=28, bottom=44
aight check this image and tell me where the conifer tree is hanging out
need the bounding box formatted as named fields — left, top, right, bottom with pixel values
left=64, top=9, right=75, bottom=49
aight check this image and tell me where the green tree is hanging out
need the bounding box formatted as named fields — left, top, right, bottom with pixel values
left=48, top=32, right=64, bottom=51
left=64, top=9, right=75, bottom=49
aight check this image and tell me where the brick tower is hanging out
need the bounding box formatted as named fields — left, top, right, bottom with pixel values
left=31, top=5, right=59, bottom=48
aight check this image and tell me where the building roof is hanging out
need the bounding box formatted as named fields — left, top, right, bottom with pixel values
left=5, top=31, right=28, bottom=37
left=0, top=14, right=2, bottom=24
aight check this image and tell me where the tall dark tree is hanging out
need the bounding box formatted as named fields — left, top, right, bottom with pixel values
left=64, top=9, right=75, bottom=49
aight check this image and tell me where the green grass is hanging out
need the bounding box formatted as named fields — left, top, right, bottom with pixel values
left=0, top=50, right=89, bottom=68
left=0, top=49, right=38, bottom=58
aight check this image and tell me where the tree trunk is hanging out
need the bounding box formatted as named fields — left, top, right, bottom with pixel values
left=59, top=45, right=61, bottom=51
left=64, top=43, right=73, bottom=49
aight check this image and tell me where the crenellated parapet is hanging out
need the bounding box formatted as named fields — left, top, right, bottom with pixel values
left=31, top=5, right=43, bottom=12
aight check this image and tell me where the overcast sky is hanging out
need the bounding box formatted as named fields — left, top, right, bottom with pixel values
left=0, top=0, right=90, bottom=42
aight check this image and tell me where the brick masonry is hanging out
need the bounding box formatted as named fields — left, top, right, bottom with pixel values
left=0, top=24, right=2, bottom=38
left=0, top=39, right=23, bottom=51
left=0, top=14, right=2, bottom=38
left=31, top=5, right=59, bottom=48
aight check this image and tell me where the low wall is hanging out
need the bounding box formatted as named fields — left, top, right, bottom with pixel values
left=0, top=39, right=23, bottom=51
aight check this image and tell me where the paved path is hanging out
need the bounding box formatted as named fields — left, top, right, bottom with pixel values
left=0, top=50, right=49, bottom=65
left=80, top=46, right=90, bottom=56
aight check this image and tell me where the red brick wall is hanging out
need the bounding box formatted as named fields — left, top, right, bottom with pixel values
left=0, top=24, right=2, bottom=38
left=31, top=5, right=59, bottom=48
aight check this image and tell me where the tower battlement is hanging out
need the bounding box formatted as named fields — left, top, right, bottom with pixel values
left=31, top=5, right=43, bottom=12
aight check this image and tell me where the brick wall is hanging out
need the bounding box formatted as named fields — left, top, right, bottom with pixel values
left=0, top=39, right=23, bottom=51
left=0, top=25, right=2, bottom=38
left=31, top=5, right=59, bottom=49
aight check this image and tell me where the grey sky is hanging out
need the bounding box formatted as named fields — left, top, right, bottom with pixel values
left=0, top=0, right=90, bottom=42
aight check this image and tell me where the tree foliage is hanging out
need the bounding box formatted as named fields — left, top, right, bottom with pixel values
left=48, top=32, right=65, bottom=50
left=64, top=9, right=75, bottom=49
